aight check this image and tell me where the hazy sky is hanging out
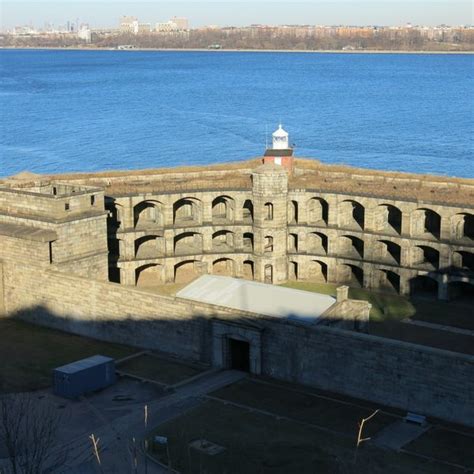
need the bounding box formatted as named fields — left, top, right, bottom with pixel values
left=1, top=1, right=472, bottom=29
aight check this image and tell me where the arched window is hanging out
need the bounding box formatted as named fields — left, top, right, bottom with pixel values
left=134, top=200, right=163, bottom=229
left=376, top=204, right=402, bottom=234
left=340, top=200, right=365, bottom=230
left=264, top=236, right=274, bottom=253
left=212, top=196, right=234, bottom=222
left=264, top=202, right=274, bottom=220
left=243, top=200, right=254, bottom=222
left=173, top=197, right=201, bottom=224
left=308, top=197, right=329, bottom=224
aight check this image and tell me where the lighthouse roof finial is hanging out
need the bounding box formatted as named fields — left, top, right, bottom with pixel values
left=272, top=124, right=288, bottom=138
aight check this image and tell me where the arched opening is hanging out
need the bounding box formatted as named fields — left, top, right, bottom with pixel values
left=174, top=260, right=200, bottom=283
left=377, top=240, right=401, bottom=265
left=452, top=213, right=474, bottom=240
left=453, top=251, right=474, bottom=272
left=448, top=281, right=474, bottom=304
left=243, top=260, right=254, bottom=280
left=134, top=200, right=163, bottom=229
left=380, top=270, right=400, bottom=293
left=243, top=233, right=254, bottom=252
left=134, top=235, right=163, bottom=259
left=340, top=200, right=365, bottom=230
left=173, top=197, right=201, bottom=225
left=307, top=232, right=328, bottom=254
left=289, top=201, right=298, bottom=223
left=339, top=235, right=364, bottom=259
left=174, top=232, right=203, bottom=255
left=212, top=230, right=235, bottom=252
left=135, top=263, right=164, bottom=287
left=412, top=208, right=441, bottom=239
left=340, top=264, right=364, bottom=287
left=410, top=275, right=438, bottom=299
left=264, top=236, right=274, bottom=253
left=376, top=204, right=402, bottom=235
left=213, top=258, right=236, bottom=276
left=288, top=233, right=298, bottom=252
left=413, top=245, right=440, bottom=270
left=308, top=260, right=328, bottom=282
left=264, top=202, right=274, bottom=221
left=264, top=264, right=273, bottom=284
left=212, top=196, right=234, bottom=222
left=289, top=261, right=298, bottom=280
left=105, top=200, right=123, bottom=230
left=243, top=200, right=254, bottom=223
left=308, top=197, right=329, bottom=224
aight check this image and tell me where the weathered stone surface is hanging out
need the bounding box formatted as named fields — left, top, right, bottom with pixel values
left=0, top=159, right=473, bottom=427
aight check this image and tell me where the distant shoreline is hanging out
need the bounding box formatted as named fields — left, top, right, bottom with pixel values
left=1, top=46, right=473, bottom=55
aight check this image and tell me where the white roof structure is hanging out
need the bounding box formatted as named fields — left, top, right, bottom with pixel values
left=176, top=275, right=336, bottom=325
left=272, top=124, right=288, bottom=138
left=272, top=124, right=289, bottom=149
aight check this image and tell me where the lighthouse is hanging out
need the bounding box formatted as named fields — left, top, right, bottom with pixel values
left=263, top=124, right=294, bottom=172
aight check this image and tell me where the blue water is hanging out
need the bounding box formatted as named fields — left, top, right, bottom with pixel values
left=0, top=49, right=473, bottom=178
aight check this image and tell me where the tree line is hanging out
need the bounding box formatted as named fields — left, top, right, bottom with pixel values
left=2, top=28, right=473, bottom=51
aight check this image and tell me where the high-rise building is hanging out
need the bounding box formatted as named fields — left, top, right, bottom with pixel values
left=119, top=16, right=138, bottom=34
left=171, top=17, right=189, bottom=30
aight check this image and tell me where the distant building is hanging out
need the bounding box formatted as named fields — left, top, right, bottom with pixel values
left=155, top=21, right=178, bottom=33
left=171, top=17, right=189, bottom=30
left=136, top=23, right=152, bottom=34
left=77, top=26, right=92, bottom=43
left=119, top=16, right=138, bottom=34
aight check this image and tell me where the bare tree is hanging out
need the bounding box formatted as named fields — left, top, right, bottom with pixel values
left=0, top=393, right=67, bottom=474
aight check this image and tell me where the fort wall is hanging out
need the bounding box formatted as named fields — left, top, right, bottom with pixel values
left=0, top=157, right=473, bottom=427
left=2, top=259, right=473, bottom=427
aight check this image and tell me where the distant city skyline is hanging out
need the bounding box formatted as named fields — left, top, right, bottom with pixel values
left=1, top=1, right=472, bottom=30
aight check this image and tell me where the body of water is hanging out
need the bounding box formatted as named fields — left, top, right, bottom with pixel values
left=0, top=49, right=473, bottom=178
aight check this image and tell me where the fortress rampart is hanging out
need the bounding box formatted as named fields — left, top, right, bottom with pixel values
left=3, top=157, right=469, bottom=301
left=0, top=150, right=473, bottom=427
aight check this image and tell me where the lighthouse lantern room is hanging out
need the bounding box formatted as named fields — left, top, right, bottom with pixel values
left=263, top=124, right=294, bottom=171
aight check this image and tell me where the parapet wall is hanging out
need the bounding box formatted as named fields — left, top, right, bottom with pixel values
left=2, top=258, right=473, bottom=427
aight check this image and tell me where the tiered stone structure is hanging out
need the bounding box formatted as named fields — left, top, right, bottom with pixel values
left=0, top=131, right=473, bottom=427
left=1, top=135, right=472, bottom=302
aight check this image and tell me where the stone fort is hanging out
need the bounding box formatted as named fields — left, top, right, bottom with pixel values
left=0, top=126, right=473, bottom=426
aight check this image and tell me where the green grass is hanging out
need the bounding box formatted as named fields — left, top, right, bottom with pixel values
left=281, top=281, right=415, bottom=320
left=148, top=399, right=461, bottom=474
left=0, top=318, right=137, bottom=393
left=410, top=299, right=474, bottom=331
left=404, top=427, right=474, bottom=469
left=211, top=379, right=395, bottom=438
left=117, top=353, right=203, bottom=386
left=280, top=281, right=474, bottom=355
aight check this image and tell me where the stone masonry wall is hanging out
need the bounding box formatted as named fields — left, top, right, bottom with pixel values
left=262, top=323, right=474, bottom=426
left=2, top=259, right=473, bottom=427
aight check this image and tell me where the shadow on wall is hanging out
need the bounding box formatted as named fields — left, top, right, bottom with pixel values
left=7, top=299, right=474, bottom=360
left=3, top=303, right=474, bottom=428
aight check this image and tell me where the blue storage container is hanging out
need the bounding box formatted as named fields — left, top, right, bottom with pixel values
left=53, top=355, right=116, bottom=398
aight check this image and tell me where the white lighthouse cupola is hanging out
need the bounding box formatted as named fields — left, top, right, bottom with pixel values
left=272, top=124, right=289, bottom=150
left=263, top=123, right=294, bottom=172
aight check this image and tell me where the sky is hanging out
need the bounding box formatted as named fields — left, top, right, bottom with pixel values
left=1, top=1, right=472, bottom=29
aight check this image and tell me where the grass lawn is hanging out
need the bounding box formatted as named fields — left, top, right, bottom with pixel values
left=117, top=353, right=203, bottom=386
left=280, top=281, right=415, bottom=321
left=410, top=299, right=474, bottom=331
left=0, top=318, right=136, bottom=394
left=280, top=281, right=474, bottom=355
left=404, top=427, right=474, bottom=469
left=211, top=379, right=395, bottom=439
left=148, top=399, right=461, bottom=474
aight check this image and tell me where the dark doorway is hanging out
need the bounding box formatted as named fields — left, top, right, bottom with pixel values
left=229, top=338, right=250, bottom=372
